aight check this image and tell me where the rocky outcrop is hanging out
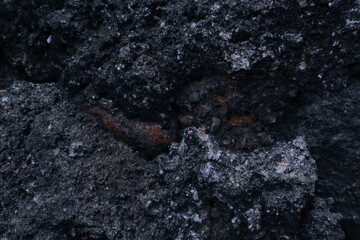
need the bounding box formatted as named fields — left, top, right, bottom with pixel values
left=1, top=0, right=359, bottom=239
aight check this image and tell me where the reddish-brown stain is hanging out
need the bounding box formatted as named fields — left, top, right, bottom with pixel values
left=228, top=114, right=255, bottom=127
left=89, top=107, right=98, bottom=115
left=90, top=107, right=177, bottom=157
left=140, top=123, right=170, bottom=145
left=89, top=107, right=120, bottom=134
left=179, top=115, right=193, bottom=125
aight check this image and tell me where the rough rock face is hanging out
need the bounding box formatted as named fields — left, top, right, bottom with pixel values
left=0, top=82, right=341, bottom=239
left=1, top=0, right=360, bottom=239
left=0, top=81, right=348, bottom=239
left=154, top=127, right=319, bottom=239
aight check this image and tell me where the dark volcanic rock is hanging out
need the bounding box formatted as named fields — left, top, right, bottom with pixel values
left=154, top=127, right=318, bottom=239
left=280, top=82, right=360, bottom=238
left=1, top=0, right=360, bottom=239
left=0, top=81, right=347, bottom=239
left=0, top=82, right=157, bottom=239
left=2, top=0, right=359, bottom=119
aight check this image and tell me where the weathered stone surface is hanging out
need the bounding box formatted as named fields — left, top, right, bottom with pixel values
left=1, top=0, right=360, bottom=239
left=153, top=127, right=318, bottom=239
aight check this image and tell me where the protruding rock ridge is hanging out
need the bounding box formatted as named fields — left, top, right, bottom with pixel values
left=152, top=127, right=320, bottom=238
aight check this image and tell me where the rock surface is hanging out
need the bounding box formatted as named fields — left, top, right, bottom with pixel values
left=1, top=0, right=360, bottom=239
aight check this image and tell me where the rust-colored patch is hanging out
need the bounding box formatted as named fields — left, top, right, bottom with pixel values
left=89, top=106, right=177, bottom=157
left=228, top=114, right=255, bottom=127
left=225, top=84, right=235, bottom=94
left=179, top=115, right=194, bottom=126
left=89, top=107, right=99, bottom=115
left=101, top=113, right=120, bottom=134
left=144, top=124, right=170, bottom=145
left=217, top=95, right=227, bottom=108
left=89, top=107, right=120, bottom=134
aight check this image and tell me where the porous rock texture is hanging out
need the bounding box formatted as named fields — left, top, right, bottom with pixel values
left=1, top=0, right=360, bottom=239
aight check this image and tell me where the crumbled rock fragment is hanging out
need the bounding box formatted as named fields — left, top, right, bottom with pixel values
left=154, top=127, right=318, bottom=238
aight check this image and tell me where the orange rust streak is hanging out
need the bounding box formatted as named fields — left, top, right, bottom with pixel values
left=228, top=114, right=255, bottom=127
left=99, top=110, right=120, bottom=134
left=144, top=124, right=170, bottom=145
left=89, top=107, right=121, bottom=134
left=89, top=107, right=99, bottom=115
left=217, top=96, right=227, bottom=107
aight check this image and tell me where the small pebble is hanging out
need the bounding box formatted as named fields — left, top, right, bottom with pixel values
left=210, top=117, right=221, bottom=133
left=188, top=92, right=200, bottom=103
left=47, top=35, right=52, bottom=44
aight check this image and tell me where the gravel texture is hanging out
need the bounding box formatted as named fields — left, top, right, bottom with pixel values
left=1, top=0, right=360, bottom=239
